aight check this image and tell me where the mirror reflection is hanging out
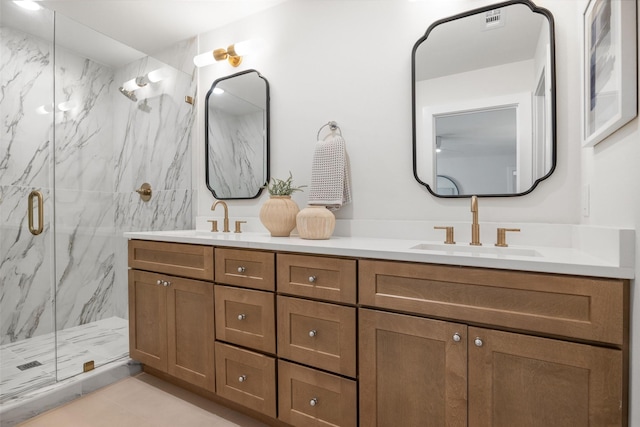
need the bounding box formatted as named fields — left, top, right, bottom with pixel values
left=412, top=0, right=555, bottom=197
left=205, top=69, right=269, bottom=199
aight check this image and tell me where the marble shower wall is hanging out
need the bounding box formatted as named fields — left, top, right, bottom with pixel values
left=0, top=25, right=55, bottom=344
left=1, top=22, right=196, bottom=344
left=207, top=109, right=264, bottom=198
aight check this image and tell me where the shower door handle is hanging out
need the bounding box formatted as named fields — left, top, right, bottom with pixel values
left=28, top=190, right=44, bottom=236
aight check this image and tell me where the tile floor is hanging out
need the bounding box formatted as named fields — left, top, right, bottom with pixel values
left=1, top=317, right=129, bottom=404
left=17, top=373, right=267, bottom=427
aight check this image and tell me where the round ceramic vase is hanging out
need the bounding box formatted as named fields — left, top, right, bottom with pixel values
left=259, top=195, right=299, bottom=237
left=296, top=205, right=336, bottom=240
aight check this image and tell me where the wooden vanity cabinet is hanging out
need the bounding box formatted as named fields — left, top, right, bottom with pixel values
left=213, top=248, right=278, bottom=418
left=277, top=254, right=358, bottom=427
left=128, top=240, right=215, bottom=392
left=359, top=308, right=467, bottom=426
left=359, top=259, right=629, bottom=427
left=128, top=269, right=215, bottom=392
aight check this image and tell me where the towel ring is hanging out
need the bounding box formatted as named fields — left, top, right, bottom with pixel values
left=317, top=121, right=342, bottom=140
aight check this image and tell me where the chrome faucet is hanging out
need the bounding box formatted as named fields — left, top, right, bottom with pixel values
left=470, top=195, right=481, bottom=246
left=211, top=200, right=230, bottom=232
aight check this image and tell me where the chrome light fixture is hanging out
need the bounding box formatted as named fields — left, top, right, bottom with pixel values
left=193, top=39, right=262, bottom=68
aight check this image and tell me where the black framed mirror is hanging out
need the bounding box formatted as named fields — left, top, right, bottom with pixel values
left=205, top=69, right=269, bottom=199
left=412, top=0, right=555, bottom=197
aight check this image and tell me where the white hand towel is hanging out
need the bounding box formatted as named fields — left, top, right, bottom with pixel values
left=308, top=134, right=352, bottom=211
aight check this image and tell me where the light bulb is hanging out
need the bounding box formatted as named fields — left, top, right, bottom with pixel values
left=121, top=78, right=140, bottom=92
left=232, top=39, right=263, bottom=56
left=193, top=51, right=216, bottom=68
left=13, top=1, right=41, bottom=11
left=146, top=68, right=167, bottom=83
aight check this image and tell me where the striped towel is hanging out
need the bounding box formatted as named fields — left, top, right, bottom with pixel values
left=308, top=134, right=352, bottom=211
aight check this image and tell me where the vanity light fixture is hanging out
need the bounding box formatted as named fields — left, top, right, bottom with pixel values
left=121, top=68, right=167, bottom=92
left=193, top=39, right=262, bottom=68
left=13, top=1, right=41, bottom=11
left=35, top=100, right=77, bottom=114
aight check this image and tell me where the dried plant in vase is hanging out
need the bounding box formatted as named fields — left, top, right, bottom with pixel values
left=263, top=172, right=307, bottom=196
left=260, top=172, right=306, bottom=237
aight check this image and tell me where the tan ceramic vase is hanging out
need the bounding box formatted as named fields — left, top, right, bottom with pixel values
left=296, top=205, right=336, bottom=240
left=259, top=195, right=299, bottom=237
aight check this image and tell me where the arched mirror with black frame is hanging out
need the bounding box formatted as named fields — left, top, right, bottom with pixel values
left=205, top=69, right=270, bottom=199
left=412, top=0, right=556, bottom=198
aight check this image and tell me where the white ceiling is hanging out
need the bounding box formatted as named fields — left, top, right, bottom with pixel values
left=37, top=0, right=287, bottom=55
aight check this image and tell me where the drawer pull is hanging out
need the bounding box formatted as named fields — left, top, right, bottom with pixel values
left=474, top=337, right=483, bottom=347
left=308, top=329, right=317, bottom=338
left=238, top=375, right=247, bottom=383
left=237, top=266, right=246, bottom=274
left=309, top=397, right=318, bottom=407
left=453, top=333, right=461, bottom=342
left=237, top=313, right=246, bottom=321
left=308, top=275, right=317, bottom=283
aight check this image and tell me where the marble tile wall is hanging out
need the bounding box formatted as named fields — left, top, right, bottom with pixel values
left=207, top=109, right=265, bottom=198
left=0, top=24, right=196, bottom=350
left=0, top=25, right=56, bottom=344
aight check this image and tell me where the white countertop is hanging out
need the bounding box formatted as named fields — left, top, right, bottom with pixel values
left=124, top=228, right=635, bottom=279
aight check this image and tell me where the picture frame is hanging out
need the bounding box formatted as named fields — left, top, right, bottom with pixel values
left=582, top=0, right=637, bottom=147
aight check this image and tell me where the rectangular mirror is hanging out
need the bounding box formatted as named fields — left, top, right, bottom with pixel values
left=205, top=69, right=269, bottom=199
left=412, top=0, right=556, bottom=197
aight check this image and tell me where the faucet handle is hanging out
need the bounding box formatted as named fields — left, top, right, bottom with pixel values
left=495, top=228, right=520, bottom=247
left=434, top=226, right=456, bottom=244
left=207, top=220, right=218, bottom=232
left=234, top=221, right=247, bottom=233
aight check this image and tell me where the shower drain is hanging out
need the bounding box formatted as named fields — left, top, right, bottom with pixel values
left=16, top=361, right=42, bottom=371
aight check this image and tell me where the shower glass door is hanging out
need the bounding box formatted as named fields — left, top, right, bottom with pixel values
left=0, top=0, right=57, bottom=402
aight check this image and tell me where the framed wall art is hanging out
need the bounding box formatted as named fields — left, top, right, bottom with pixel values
left=582, top=0, right=637, bottom=147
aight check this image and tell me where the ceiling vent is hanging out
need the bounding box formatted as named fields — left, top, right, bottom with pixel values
left=485, top=9, right=505, bottom=30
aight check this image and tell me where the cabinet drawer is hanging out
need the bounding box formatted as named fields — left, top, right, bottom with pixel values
left=277, top=254, right=356, bottom=304
left=278, top=360, right=357, bottom=427
left=215, top=248, right=275, bottom=291
left=214, top=342, right=276, bottom=418
left=277, top=296, right=356, bottom=377
left=214, top=285, right=276, bottom=354
left=128, top=240, right=213, bottom=281
left=359, top=259, right=628, bottom=346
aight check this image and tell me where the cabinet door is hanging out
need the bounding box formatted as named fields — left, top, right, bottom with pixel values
left=359, top=309, right=467, bottom=427
left=167, top=276, right=215, bottom=392
left=468, top=327, right=624, bottom=427
left=128, top=270, right=168, bottom=371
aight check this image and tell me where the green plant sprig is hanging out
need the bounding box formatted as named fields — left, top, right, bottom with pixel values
left=264, top=171, right=307, bottom=196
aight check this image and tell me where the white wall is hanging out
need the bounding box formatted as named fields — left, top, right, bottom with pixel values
left=195, top=1, right=639, bottom=424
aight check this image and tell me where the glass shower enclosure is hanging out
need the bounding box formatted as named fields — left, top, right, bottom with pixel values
left=0, top=0, right=195, bottom=405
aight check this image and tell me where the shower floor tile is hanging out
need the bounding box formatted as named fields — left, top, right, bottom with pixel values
left=1, top=317, right=129, bottom=404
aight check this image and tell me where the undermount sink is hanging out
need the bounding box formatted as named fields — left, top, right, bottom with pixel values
left=410, top=243, right=542, bottom=258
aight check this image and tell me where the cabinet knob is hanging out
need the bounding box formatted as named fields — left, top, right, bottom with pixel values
left=308, top=275, right=317, bottom=283
left=156, top=279, right=163, bottom=285
left=453, top=333, right=461, bottom=342
left=474, top=337, right=483, bottom=347
left=309, top=397, right=318, bottom=407
left=308, top=329, right=317, bottom=338
left=164, top=280, right=171, bottom=287
left=237, top=313, right=246, bottom=321
left=238, top=375, right=247, bottom=383
left=237, top=266, right=246, bottom=274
